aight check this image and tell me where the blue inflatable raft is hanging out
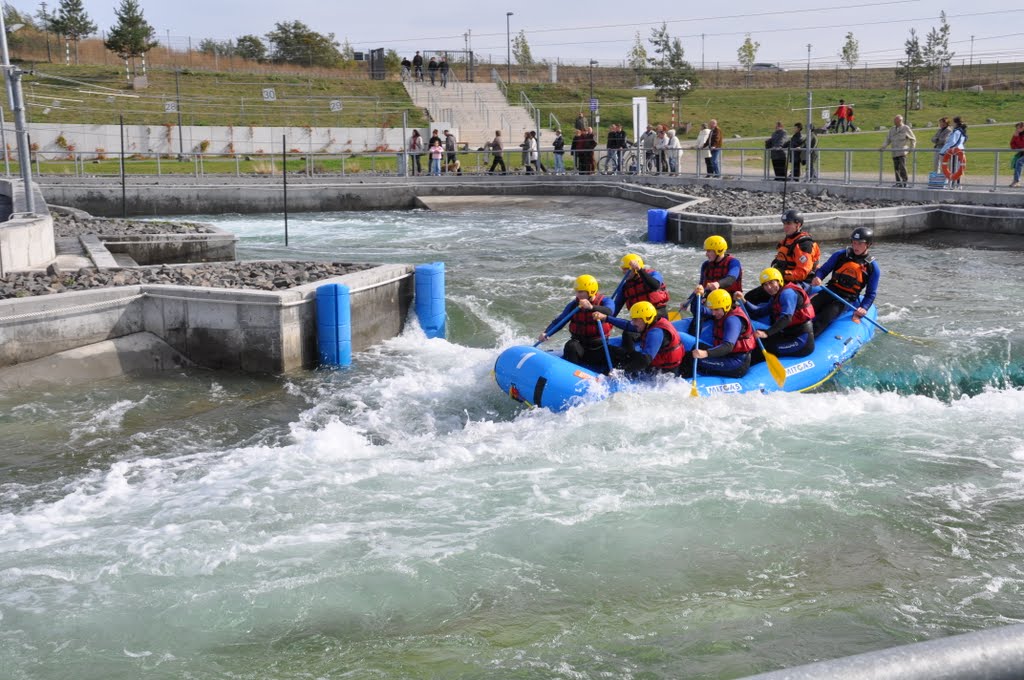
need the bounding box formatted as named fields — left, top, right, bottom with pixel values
left=494, top=307, right=878, bottom=411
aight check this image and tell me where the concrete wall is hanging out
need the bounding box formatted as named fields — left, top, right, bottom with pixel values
left=0, top=263, right=416, bottom=374
left=99, top=227, right=238, bottom=264
left=0, top=179, right=56, bottom=275
left=37, top=177, right=686, bottom=217
left=26, top=122, right=455, bottom=158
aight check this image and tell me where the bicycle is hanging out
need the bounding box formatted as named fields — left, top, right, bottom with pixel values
left=597, top=143, right=657, bottom=174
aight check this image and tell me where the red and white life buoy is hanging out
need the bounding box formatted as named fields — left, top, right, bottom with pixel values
left=941, top=147, right=966, bottom=180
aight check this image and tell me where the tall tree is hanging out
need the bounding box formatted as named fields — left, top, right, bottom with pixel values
left=235, top=35, right=266, bottom=62
left=512, top=30, right=533, bottom=66
left=53, top=0, right=96, bottom=64
left=198, top=38, right=234, bottom=57
left=103, top=0, right=158, bottom=76
left=265, top=20, right=342, bottom=67
left=647, top=23, right=697, bottom=101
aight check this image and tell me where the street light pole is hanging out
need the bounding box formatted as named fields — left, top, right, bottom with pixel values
left=505, top=12, right=513, bottom=85
left=589, top=60, right=595, bottom=101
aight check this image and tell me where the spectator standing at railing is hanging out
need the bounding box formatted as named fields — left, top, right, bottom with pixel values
left=1010, top=122, right=1024, bottom=188
left=520, top=131, right=532, bottom=172
left=638, top=125, right=656, bottom=169
left=766, top=121, right=789, bottom=180
left=930, top=117, right=951, bottom=173
left=488, top=130, right=506, bottom=174
left=408, top=130, right=423, bottom=175
left=552, top=129, right=566, bottom=175
left=530, top=131, right=547, bottom=173
left=444, top=130, right=457, bottom=170
left=607, top=124, right=627, bottom=173
left=703, top=119, right=723, bottom=177
left=939, top=116, right=968, bottom=189
left=429, top=139, right=444, bottom=176
left=412, top=52, right=424, bottom=81
left=880, top=114, right=916, bottom=187
left=439, top=56, right=449, bottom=88
left=695, top=123, right=712, bottom=176
left=575, top=112, right=588, bottom=132
left=583, top=127, right=598, bottom=174
left=666, top=129, right=682, bottom=174
left=653, top=128, right=669, bottom=173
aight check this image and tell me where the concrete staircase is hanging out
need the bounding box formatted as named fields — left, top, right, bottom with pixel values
left=403, top=77, right=557, bottom=152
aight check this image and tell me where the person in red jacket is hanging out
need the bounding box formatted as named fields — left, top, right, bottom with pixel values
left=834, top=99, right=851, bottom=133
left=1010, top=121, right=1024, bottom=188
left=595, top=301, right=685, bottom=376
left=537, top=275, right=614, bottom=369
left=735, top=267, right=815, bottom=364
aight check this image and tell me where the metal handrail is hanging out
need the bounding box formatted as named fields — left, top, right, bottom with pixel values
left=492, top=69, right=507, bottom=98
left=549, top=112, right=562, bottom=132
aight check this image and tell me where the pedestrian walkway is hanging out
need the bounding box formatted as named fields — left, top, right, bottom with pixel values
left=402, top=78, right=556, bottom=154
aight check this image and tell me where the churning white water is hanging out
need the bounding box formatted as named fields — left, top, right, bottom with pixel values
left=1, top=199, right=1022, bottom=679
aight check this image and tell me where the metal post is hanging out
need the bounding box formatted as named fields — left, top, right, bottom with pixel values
left=0, top=107, right=8, bottom=177
left=505, top=12, right=513, bottom=85
left=119, top=114, right=126, bottom=217
left=7, top=69, right=35, bottom=214
left=282, top=134, right=288, bottom=247
left=402, top=110, right=409, bottom=177
left=174, top=68, right=184, bottom=159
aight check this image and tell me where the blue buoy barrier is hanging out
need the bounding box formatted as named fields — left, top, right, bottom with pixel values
left=316, top=283, right=352, bottom=367
left=415, top=262, right=447, bottom=339
left=647, top=208, right=668, bottom=243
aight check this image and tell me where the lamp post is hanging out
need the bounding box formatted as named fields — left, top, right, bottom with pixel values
left=0, top=13, right=33, bottom=210
left=589, top=59, right=597, bottom=101
left=505, top=12, right=513, bottom=84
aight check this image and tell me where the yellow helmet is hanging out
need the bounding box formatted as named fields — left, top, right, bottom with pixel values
left=575, top=274, right=599, bottom=296
left=703, top=235, right=728, bottom=256
left=620, top=253, right=644, bottom=271
left=629, top=301, right=658, bottom=325
left=706, top=288, right=733, bottom=312
left=759, top=267, right=784, bottom=286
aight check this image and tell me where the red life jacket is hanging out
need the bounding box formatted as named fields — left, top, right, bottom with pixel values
left=642, top=316, right=684, bottom=370
left=713, top=307, right=757, bottom=354
left=771, top=230, right=820, bottom=283
left=701, top=254, right=743, bottom=293
left=568, top=293, right=612, bottom=340
left=771, top=283, right=815, bottom=327
left=829, top=249, right=875, bottom=298
left=623, top=268, right=670, bottom=309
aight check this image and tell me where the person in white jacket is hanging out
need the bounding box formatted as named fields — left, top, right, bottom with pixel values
left=666, top=129, right=683, bottom=174
left=695, top=123, right=712, bottom=176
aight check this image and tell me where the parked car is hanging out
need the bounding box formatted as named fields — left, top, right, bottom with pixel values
left=751, top=63, right=786, bottom=72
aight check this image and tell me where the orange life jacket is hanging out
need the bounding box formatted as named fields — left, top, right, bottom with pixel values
left=829, top=249, right=875, bottom=299
left=713, top=307, right=757, bottom=354
left=771, top=231, right=821, bottom=283
left=568, top=293, right=613, bottom=340
left=701, top=254, right=743, bottom=293
left=643, top=316, right=684, bottom=370
left=771, top=283, right=815, bottom=327
left=623, top=268, right=670, bottom=309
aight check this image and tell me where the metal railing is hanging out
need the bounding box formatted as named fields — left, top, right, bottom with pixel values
left=20, top=145, right=1024, bottom=191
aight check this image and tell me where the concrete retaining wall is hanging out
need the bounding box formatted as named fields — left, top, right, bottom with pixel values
left=26, top=122, right=456, bottom=158
left=0, top=263, right=415, bottom=374
left=99, top=227, right=238, bottom=265
left=0, top=179, right=56, bottom=275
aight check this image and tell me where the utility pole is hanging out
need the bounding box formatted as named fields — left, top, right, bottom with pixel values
left=701, top=34, right=705, bottom=71
left=505, top=12, right=513, bottom=85
left=0, top=9, right=35, bottom=213
left=40, top=1, right=52, bottom=62
left=174, top=68, right=184, bottom=159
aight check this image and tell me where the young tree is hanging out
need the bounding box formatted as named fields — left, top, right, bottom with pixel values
left=840, top=32, right=859, bottom=70
left=53, top=0, right=96, bottom=64
left=647, top=23, right=697, bottom=101
left=512, top=30, right=533, bottom=66
left=265, top=20, right=342, bottom=67
left=235, top=35, right=266, bottom=62
left=340, top=37, right=355, bottom=64
left=103, top=0, right=158, bottom=76
left=897, top=28, right=926, bottom=117
left=627, top=31, right=647, bottom=84
left=737, top=33, right=760, bottom=71
left=198, top=38, right=234, bottom=57
left=923, top=11, right=954, bottom=90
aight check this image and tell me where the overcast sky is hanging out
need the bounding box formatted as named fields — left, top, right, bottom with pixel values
left=77, top=0, right=1022, bottom=69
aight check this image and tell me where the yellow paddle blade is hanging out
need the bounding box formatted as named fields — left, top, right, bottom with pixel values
left=690, top=377, right=699, bottom=398
left=668, top=310, right=682, bottom=322
left=765, top=350, right=787, bottom=388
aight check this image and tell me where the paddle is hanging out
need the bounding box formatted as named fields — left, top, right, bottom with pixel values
left=689, top=299, right=701, bottom=398
left=610, top=271, right=630, bottom=304
left=534, top=306, right=577, bottom=347
left=817, top=286, right=926, bottom=345
left=668, top=292, right=696, bottom=322
left=596, top=318, right=614, bottom=374
left=736, top=300, right=786, bottom=388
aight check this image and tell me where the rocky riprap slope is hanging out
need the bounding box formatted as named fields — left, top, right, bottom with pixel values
left=52, top=214, right=219, bottom=238
left=1, top=261, right=375, bottom=300
left=672, top=186, right=922, bottom=216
